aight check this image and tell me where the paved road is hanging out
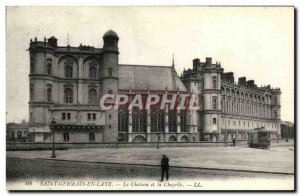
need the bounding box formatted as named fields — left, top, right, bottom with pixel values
left=7, top=157, right=293, bottom=181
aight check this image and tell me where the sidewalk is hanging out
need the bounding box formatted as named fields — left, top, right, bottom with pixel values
left=7, top=142, right=294, bottom=174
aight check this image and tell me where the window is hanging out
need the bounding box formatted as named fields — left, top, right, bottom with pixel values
left=47, top=85, right=52, bottom=102
left=65, top=60, right=73, bottom=78
left=89, top=133, right=95, bottom=142
left=108, top=68, right=113, bottom=77
left=89, top=66, right=97, bottom=79
left=228, top=119, right=230, bottom=125
left=30, top=112, right=32, bottom=122
left=151, top=109, right=165, bottom=132
left=62, top=113, right=71, bottom=120
left=64, top=88, right=73, bottom=103
left=169, top=110, right=177, bottom=132
left=118, top=110, right=129, bottom=132
left=47, top=59, right=52, bottom=75
left=132, top=109, right=146, bottom=133
left=88, top=89, right=97, bottom=105
left=87, top=113, right=96, bottom=121
left=274, top=110, right=277, bottom=118
left=212, top=96, right=217, bottom=110
left=212, top=76, right=217, bottom=89
left=274, top=98, right=277, bottom=105
left=63, top=133, right=69, bottom=142
left=17, top=131, right=22, bottom=138
left=180, top=110, right=187, bottom=132
left=30, top=83, right=34, bottom=101
left=30, top=58, right=34, bottom=74
left=10, top=131, right=15, bottom=139
left=213, top=118, right=217, bottom=124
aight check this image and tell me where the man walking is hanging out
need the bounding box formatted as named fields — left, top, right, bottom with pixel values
left=160, top=154, right=169, bottom=181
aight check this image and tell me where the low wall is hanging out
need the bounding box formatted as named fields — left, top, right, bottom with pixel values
left=6, top=138, right=293, bottom=151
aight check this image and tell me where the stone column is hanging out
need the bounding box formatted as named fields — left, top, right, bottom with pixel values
left=177, top=108, right=181, bottom=142
left=147, top=109, right=151, bottom=142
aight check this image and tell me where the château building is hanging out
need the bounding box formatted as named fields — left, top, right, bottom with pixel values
left=28, top=30, right=281, bottom=143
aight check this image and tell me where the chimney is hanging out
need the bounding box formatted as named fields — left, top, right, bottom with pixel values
left=238, top=77, right=246, bottom=86
left=193, top=58, right=200, bottom=70
left=206, top=57, right=212, bottom=67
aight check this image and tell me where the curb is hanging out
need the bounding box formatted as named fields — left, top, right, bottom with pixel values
left=34, top=157, right=294, bottom=176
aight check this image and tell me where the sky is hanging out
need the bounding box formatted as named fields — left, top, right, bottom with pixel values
left=6, top=6, right=294, bottom=123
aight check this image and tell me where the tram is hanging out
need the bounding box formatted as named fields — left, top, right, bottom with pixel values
left=248, top=128, right=271, bottom=149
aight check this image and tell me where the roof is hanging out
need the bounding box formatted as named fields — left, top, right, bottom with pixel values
left=118, top=64, right=187, bottom=91
left=103, top=30, right=119, bottom=38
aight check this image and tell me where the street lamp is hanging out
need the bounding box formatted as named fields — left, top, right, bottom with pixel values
left=157, top=132, right=160, bottom=149
left=50, top=118, right=56, bottom=158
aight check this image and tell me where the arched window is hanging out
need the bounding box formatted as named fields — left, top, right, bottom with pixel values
left=118, top=110, right=129, bottom=132
left=221, top=100, right=223, bottom=112
left=64, top=88, right=73, bottom=103
left=17, top=131, right=22, bottom=138
left=212, top=76, right=217, bottom=89
left=169, top=109, right=177, bottom=132
left=10, top=131, right=15, bottom=139
left=274, top=109, right=277, bottom=118
left=47, top=59, right=52, bottom=75
left=89, top=133, right=95, bottom=142
left=47, top=85, right=52, bottom=102
left=64, top=60, right=73, bottom=78
left=151, top=109, right=165, bottom=132
left=88, top=89, right=97, bottom=105
left=63, top=132, right=69, bottom=142
left=108, top=68, right=113, bottom=77
left=212, top=96, right=217, bottom=110
left=30, top=83, right=34, bottom=101
left=89, top=66, right=97, bottom=79
left=132, top=109, right=146, bottom=133
left=180, top=110, right=187, bottom=132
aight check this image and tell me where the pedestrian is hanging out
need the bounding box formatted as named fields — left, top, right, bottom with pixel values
left=160, top=154, right=169, bottom=182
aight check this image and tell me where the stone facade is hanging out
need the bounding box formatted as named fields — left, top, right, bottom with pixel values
left=28, top=30, right=281, bottom=143
left=181, top=58, right=281, bottom=142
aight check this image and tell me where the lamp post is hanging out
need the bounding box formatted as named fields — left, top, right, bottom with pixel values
left=157, top=132, right=160, bottom=149
left=50, top=118, right=56, bottom=158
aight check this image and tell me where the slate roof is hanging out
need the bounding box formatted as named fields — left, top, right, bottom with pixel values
left=118, top=64, right=187, bottom=91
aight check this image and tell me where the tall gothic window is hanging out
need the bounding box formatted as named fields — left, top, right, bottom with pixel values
left=30, top=83, right=34, bottom=101
left=89, top=65, right=97, bottom=79
left=118, top=109, right=129, bottom=132
left=168, top=109, right=177, bottom=132
left=47, top=59, right=52, bottom=75
left=64, top=88, right=73, bottom=103
left=47, top=85, right=52, bottom=102
left=180, top=110, right=187, bottom=132
left=65, top=60, right=73, bottom=78
left=88, top=89, right=97, bottom=105
left=132, top=110, right=146, bottom=133
left=151, top=109, right=165, bottom=132
left=212, top=76, right=217, bottom=89
left=212, top=96, right=217, bottom=110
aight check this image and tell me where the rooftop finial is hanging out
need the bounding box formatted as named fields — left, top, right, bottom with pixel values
left=172, top=53, right=175, bottom=68
left=67, top=33, right=70, bottom=46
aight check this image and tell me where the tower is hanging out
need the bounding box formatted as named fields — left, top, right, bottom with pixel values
left=101, top=30, right=119, bottom=142
left=29, top=37, right=56, bottom=133
left=200, top=57, right=223, bottom=141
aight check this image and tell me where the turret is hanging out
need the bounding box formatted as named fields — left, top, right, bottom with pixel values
left=101, top=30, right=119, bottom=142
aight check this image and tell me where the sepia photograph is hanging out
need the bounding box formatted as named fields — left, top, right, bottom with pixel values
left=5, top=6, right=295, bottom=191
